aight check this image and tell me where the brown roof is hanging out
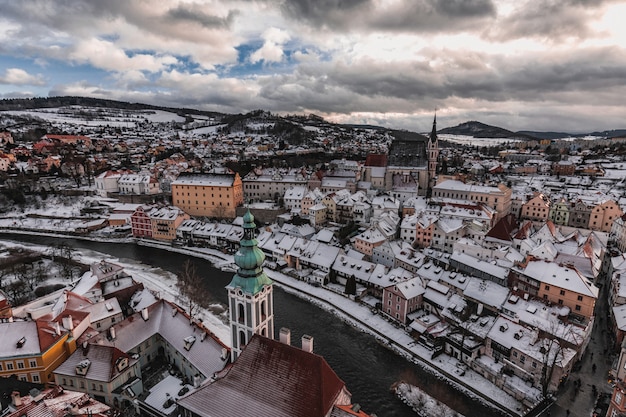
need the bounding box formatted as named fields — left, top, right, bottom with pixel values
left=178, top=335, right=347, bottom=417
left=486, top=214, right=516, bottom=243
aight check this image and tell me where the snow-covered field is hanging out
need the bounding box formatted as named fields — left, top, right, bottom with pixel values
left=2, top=107, right=185, bottom=127
left=439, top=134, right=523, bottom=147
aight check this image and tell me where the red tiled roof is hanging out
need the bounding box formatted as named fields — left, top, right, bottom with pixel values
left=35, top=319, right=66, bottom=353
left=179, top=335, right=347, bottom=417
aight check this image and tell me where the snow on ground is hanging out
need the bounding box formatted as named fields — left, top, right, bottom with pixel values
left=141, top=110, right=185, bottom=123
left=395, top=381, right=465, bottom=417
left=2, top=107, right=184, bottom=127
left=187, top=124, right=226, bottom=134
left=0, top=239, right=231, bottom=344
left=439, top=134, right=523, bottom=147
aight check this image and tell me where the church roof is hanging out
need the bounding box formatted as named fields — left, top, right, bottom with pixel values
left=178, top=335, right=347, bottom=417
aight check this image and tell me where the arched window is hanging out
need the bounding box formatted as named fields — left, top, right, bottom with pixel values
left=239, top=330, right=246, bottom=346
left=261, top=327, right=266, bottom=337
left=260, top=300, right=266, bottom=321
left=238, top=303, right=245, bottom=324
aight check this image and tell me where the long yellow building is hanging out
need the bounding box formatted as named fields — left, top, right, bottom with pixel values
left=171, top=173, right=243, bottom=219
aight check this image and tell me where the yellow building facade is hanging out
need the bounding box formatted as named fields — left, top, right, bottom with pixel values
left=172, top=173, right=243, bottom=219
left=0, top=319, right=76, bottom=385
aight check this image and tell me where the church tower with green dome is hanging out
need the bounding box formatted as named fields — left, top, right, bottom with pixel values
left=226, top=210, right=274, bottom=361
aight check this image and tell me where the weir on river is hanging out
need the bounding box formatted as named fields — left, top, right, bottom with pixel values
left=1, top=233, right=509, bottom=417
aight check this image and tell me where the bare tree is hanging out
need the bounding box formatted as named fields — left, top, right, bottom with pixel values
left=176, top=260, right=210, bottom=320
left=536, top=319, right=575, bottom=398
left=55, top=243, right=75, bottom=280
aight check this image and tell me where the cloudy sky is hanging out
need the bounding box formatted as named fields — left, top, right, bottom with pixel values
left=1, top=0, right=625, bottom=133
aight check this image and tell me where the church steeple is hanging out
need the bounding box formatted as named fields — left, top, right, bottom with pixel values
left=226, top=210, right=274, bottom=361
left=427, top=113, right=440, bottom=191
left=430, top=113, right=438, bottom=144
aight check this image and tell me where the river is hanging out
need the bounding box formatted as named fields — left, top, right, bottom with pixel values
left=1, top=233, right=508, bottom=417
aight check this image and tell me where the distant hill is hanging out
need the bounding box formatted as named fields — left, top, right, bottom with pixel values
left=518, top=129, right=626, bottom=139
left=0, top=96, right=225, bottom=119
left=439, top=121, right=538, bottom=140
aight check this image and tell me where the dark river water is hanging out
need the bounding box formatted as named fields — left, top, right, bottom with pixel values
left=1, top=233, right=509, bottom=417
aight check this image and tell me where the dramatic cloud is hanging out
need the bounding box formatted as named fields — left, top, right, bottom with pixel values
left=0, top=0, right=625, bottom=132
left=0, top=68, right=45, bottom=86
left=250, top=28, right=291, bottom=64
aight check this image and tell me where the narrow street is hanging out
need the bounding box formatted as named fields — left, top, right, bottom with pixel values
left=547, top=277, right=613, bottom=417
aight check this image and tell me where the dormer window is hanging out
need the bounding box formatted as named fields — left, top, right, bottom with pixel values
left=75, top=359, right=91, bottom=376
left=115, top=357, right=129, bottom=372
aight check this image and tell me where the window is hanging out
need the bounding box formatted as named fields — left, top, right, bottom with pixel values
left=17, top=361, right=24, bottom=369
left=6, top=363, right=13, bottom=371
left=577, top=295, right=583, bottom=301
left=559, top=290, right=565, bottom=296
left=29, top=360, right=37, bottom=368
left=32, top=374, right=40, bottom=383
left=575, top=305, right=581, bottom=311
left=544, top=285, right=550, bottom=290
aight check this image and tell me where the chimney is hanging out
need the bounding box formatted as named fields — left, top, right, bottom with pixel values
left=141, top=308, right=149, bottom=321
left=109, top=327, right=116, bottom=340
left=62, top=315, right=73, bottom=331
left=11, top=391, right=22, bottom=407
left=301, top=334, right=314, bottom=353
left=279, top=328, right=291, bottom=345
left=54, top=321, right=61, bottom=336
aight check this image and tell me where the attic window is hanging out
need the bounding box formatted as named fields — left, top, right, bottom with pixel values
left=75, top=359, right=91, bottom=376
left=514, top=331, right=523, bottom=340
left=16, top=337, right=26, bottom=348
left=499, top=323, right=509, bottom=332
left=105, top=303, right=113, bottom=312
left=116, top=357, right=129, bottom=372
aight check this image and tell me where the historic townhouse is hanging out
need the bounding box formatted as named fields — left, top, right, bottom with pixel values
left=432, top=179, right=512, bottom=221
left=243, top=168, right=308, bottom=202
left=0, top=316, right=84, bottom=384
left=130, top=205, right=153, bottom=238
left=611, top=213, right=626, bottom=253
left=149, top=206, right=189, bottom=241
left=382, top=277, right=426, bottom=324
left=53, top=344, right=141, bottom=408
left=548, top=197, right=570, bottom=226
left=568, top=199, right=592, bottom=229
left=117, top=173, right=160, bottom=195
left=520, top=192, right=551, bottom=222
left=172, top=173, right=243, bottom=219
left=509, top=259, right=598, bottom=321
left=588, top=199, right=622, bottom=233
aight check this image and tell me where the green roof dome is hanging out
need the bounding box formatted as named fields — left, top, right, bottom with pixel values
left=234, top=245, right=265, bottom=271
left=226, top=209, right=273, bottom=295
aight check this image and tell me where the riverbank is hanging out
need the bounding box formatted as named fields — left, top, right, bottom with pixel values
left=0, top=230, right=526, bottom=416
left=393, top=381, right=466, bottom=417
